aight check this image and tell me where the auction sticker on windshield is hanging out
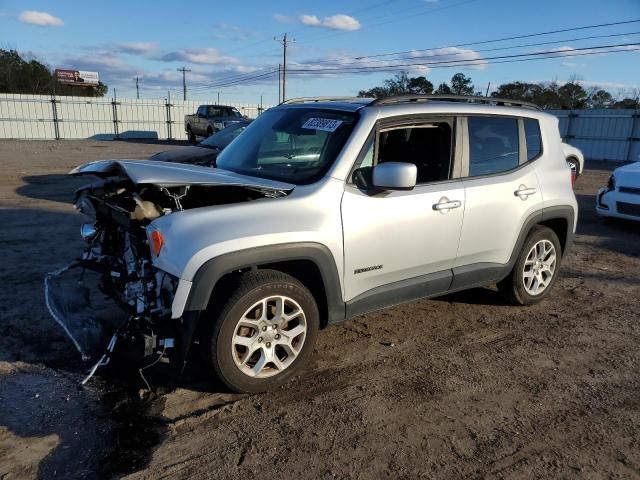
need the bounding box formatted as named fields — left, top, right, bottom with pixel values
left=302, top=118, right=343, bottom=132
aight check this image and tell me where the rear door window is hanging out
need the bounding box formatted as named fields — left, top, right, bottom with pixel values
left=468, top=116, right=519, bottom=176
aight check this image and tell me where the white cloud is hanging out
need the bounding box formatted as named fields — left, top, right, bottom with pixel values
left=17, top=11, right=63, bottom=27
left=408, top=47, right=488, bottom=70
left=160, top=48, right=239, bottom=65
left=299, top=13, right=361, bottom=31
left=300, top=14, right=321, bottom=26
left=117, top=42, right=157, bottom=55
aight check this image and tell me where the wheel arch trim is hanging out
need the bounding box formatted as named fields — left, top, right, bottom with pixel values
left=181, top=242, right=345, bottom=322
left=498, top=205, right=575, bottom=283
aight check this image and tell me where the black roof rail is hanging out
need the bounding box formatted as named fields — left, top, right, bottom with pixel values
left=370, top=94, right=540, bottom=110
left=280, top=96, right=370, bottom=105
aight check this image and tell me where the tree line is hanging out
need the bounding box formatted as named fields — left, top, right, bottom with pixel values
left=358, top=72, right=640, bottom=109
left=0, top=49, right=108, bottom=97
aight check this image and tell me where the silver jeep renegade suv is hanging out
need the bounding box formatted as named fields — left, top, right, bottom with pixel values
left=47, top=95, right=577, bottom=393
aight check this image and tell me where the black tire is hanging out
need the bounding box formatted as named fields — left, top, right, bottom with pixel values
left=567, top=158, right=580, bottom=181
left=498, top=225, right=562, bottom=306
left=187, top=126, right=196, bottom=144
left=203, top=269, right=319, bottom=394
left=206, top=127, right=213, bottom=137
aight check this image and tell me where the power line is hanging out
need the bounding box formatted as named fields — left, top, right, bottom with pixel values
left=165, top=19, right=640, bottom=93
left=188, top=69, right=278, bottom=92
left=286, top=42, right=640, bottom=73
left=184, top=43, right=640, bottom=92
left=355, top=18, right=640, bottom=60
left=301, top=31, right=640, bottom=68
left=285, top=45, right=640, bottom=76
left=188, top=70, right=278, bottom=92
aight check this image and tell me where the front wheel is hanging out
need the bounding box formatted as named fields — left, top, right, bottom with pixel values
left=203, top=270, right=319, bottom=393
left=498, top=226, right=562, bottom=306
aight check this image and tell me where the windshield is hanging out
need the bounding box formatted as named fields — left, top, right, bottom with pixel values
left=200, top=122, right=250, bottom=149
left=206, top=106, right=242, bottom=118
left=216, top=108, right=357, bottom=184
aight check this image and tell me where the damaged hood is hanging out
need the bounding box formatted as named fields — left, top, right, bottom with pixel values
left=70, top=159, right=295, bottom=193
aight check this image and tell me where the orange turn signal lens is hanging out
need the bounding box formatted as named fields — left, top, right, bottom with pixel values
left=150, top=230, right=164, bottom=256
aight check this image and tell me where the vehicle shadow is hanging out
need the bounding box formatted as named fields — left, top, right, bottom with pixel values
left=16, top=174, right=91, bottom=205
left=88, top=134, right=189, bottom=146
left=436, top=287, right=508, bottom=306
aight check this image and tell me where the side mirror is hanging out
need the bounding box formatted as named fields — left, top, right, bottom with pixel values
left=372, top=162, right=417, bottom=191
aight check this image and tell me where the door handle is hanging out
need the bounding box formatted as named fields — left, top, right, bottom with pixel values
left=433, top=198, right=462, bottom=212
left=515, top=185, right=537, bottom=199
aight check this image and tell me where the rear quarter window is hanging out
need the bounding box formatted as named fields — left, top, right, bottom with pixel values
left=468, top=116, right=519, bottom=176
left=523, top=118, right=542, bottom=161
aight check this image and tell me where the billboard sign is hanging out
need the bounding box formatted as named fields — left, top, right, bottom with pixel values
left=54, top=69, right=99, bottom=86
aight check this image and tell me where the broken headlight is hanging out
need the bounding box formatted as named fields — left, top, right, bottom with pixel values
left=80, top=223, right=98, bottom=241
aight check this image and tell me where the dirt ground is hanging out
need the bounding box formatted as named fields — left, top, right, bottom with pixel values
left=0, top=139, right=638, bottom=479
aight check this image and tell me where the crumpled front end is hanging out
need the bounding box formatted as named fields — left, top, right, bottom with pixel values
left=45, top=160, right=294, bottom=380
left=44, top=179, right=180, bottom=368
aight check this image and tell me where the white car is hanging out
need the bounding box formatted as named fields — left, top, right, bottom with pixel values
left=596, top=162, right=640, bottom=221
left=561, top=142, right=584, bottom=183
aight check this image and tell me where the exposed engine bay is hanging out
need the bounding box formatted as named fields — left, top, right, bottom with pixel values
left=45, top=160, right=295, bottom=381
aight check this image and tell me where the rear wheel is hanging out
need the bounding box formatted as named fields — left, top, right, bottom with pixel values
left=206, top=126, right=214, bottom=137
left=498, top=226, right=562, bottom=306
left=203, top=270, right=319, bottom=393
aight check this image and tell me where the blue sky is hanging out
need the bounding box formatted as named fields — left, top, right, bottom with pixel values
left=1, top=0, right=639, bottom=104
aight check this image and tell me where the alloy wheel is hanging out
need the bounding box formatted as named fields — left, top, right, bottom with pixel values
left=522, top=239, right=557, bottom=295
left=231, top=295, right=307, bottom=378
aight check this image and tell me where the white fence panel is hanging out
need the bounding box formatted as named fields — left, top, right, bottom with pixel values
left=0, top=94, right=55, bottom=139
left=0, top=93, right=271, bottom=140
left=55, top=96, right=114, bottom=139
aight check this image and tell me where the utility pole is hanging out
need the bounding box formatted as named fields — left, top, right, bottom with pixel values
left=177, top=66, right=191, bottom=101
left=217, top=91, right=220, bottom=105
left=277, top=64, right=282, bottom=103
left=275, top=34, right=293, bottom=102
left=135, top=76, right=140, bottom=99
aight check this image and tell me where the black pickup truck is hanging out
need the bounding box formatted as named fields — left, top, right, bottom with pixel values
left=184, top=104, right=244, bottom=142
